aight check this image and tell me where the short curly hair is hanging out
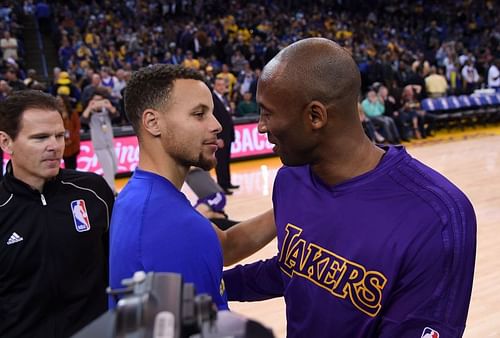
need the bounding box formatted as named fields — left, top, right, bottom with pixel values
left=124, top=64, right=205, bottom=136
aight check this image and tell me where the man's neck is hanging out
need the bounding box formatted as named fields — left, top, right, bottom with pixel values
left=311, top=134, right=385, bottom=187
left=13, top=174, right=46, bottom=192
left=138, top=145, right=187, bottom=190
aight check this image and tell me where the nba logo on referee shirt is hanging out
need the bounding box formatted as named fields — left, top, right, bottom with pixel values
left=421, top=327, right=440, bottom=338
left=71, top=200, right=91, bottom=232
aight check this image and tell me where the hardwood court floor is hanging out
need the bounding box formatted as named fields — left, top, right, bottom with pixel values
left=116, top=125, right=500, bottom=337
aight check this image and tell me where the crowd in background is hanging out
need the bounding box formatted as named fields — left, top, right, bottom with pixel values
left=0, top=0, right=499, bottom=144
left=0, top=2, right=26, bottom=95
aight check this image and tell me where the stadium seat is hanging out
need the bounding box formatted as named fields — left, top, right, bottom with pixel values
left=421, top=98, right=435, bottom=112
left=458, top=95, right=477, bottom=124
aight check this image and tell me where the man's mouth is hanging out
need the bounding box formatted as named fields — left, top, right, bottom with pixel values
left=267, top=135, right=279, bottom=152
left=204, top=140, right=219, bottom=152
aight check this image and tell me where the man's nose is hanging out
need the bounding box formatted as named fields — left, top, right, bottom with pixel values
left=257, top=117, right=268, bottom=134
left=211, top=114, right=222, bottom=134
left=47, top=135, right=63, bottom=151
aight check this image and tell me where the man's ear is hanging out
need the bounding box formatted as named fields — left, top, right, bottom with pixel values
left=0, top=131, right=13, bottom=155
left=307, top=101, right=328, bottom=130
left=142, top=109, right=161, bottom=137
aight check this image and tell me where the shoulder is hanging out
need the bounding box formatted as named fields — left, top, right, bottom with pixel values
left=60, top=169, right=114, bottom=204
left=0, top=181, right=12, bottom=205
left=391, top=155, right=475, bottom=226
left=275, top=165, right=310, bottom=187
left=121, top=173, right=190, bottom=216
left=61, top=169, right=105, bottom=186
left=277, top=165, right=307, bottom=176
left=212, top=92, right=222, bottom=103
left=138, top=185, right=212, bottom=235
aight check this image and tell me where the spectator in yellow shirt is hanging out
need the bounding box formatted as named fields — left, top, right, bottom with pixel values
left=425, top=66, right=448, bottom=98
left=216, top=64, right=237, bottom=99
left=182, top=50, right=200, bottom=70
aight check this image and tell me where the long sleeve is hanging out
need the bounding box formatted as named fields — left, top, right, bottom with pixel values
left=223, top=256, right=284, bottom=302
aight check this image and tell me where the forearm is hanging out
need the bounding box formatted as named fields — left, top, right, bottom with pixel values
left=224, top=256, right=283, bottom=301
left=81, top=106, right=92, bottom=121
left=107, top=103, right=118, bottom=115
left=215, top=209, right=276, bottom=266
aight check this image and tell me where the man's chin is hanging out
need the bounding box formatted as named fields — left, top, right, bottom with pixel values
left=279, top=155, right=307, bottom=167
left=44, top=167, right=61, bottom=179
left=196, top=157, right=217, bottom=171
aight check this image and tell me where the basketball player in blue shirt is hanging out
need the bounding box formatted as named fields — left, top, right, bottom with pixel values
left=109, top=65, right=275, bottom=310
left=223, top=38, right=477, bottom=337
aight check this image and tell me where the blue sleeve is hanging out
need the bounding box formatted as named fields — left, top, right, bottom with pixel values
left=223, top=256, right=285, bottom=301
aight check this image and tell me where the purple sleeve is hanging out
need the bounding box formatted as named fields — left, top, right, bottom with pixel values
left=377, top=193, right=476, bottom=338
left=223, top=256, right=285, bottom=301
left=378, top=319, right=464, bottom=337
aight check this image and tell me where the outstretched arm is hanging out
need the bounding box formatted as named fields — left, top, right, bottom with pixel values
left=214, top=209, right=276, bottom=266
left=224, top=255, right=284, bottom=301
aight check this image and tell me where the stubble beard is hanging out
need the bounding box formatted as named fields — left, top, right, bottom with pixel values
left=182, top=152, right=216, bottom=171
left=196, top=153, right=217, bottom=171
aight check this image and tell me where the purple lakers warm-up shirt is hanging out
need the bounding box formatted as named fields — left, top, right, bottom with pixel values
left=224, top=146, right=476, bottom=337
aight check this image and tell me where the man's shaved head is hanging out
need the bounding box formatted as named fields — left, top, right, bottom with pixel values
left=256, top=38, right=366, bottom=167
left=260, top=38, right=361, bottom=116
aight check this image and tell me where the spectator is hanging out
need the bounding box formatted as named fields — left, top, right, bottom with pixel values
left=216, top=64, right=237, bottom=100
left=0, top=79, right=11, bottom=101
left=0, top=31, right=18, bottom=62
left=23, top=68, right=40, bottom=88
left=100, top=67, right=119, bottom=98
left=80, top=88, right=118, bottom=193
left=487, top=59, right=499, bottom=90
left=361, top=89, right=401, bottom=144
left=46, top=0, right=500, bottom=135
left=461, top=59, right=480, bottom=94
left=378, top=85, right=411, bottom=141
left=182, top=50, right=200, bottom=70
left=401, top=85, right=434, bottom=138
left=231, top=49, right=248, bottom=74
left=236, top=61, right=255, bottom=97
left=236, top=91, right=258, bottom=117
left=35, top=0, right=51, bottom=34
left=358, top=101, right=383, bottom=143
left=212, top=77, right=238, bottom=194
left=113, top=69, right=128, bottom=99
left=51, top=71, right=81, bottom=106
left=3, top=67, right=26, bottom=91
left=425, top=66, right=448, bottom=98
left=57, top=91, right=81, bottom=170
left=81, top=73, right=102, bottom=107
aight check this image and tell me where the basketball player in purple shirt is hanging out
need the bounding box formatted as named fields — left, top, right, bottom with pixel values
left=223, top=38, right=477, bottom=337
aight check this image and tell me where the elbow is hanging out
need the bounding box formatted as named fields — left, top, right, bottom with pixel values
left=222, top=240, right=240, bottom=267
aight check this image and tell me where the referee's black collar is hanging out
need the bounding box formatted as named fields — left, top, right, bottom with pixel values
left=2, top=161, right=62, bottom=198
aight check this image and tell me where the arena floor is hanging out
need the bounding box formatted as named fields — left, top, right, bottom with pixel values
left=116, top=125, right=500, bottom=337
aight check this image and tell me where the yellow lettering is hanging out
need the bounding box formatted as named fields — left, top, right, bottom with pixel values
left=278, top=224, right=387, bottom=317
